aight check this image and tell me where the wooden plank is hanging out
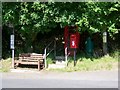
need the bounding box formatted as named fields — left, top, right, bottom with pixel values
left=19, top=62, right=38, bottom=65
left=31, top=54, right=42, bottom=55
left=21, top=58, right=29, bottom=61
left=19, top=57, right=43, bottom=61
left=15, top=60, right=43, bottom=64
left=19, top=57, right=43, bottom=59
left=31, top=56, right=42, bottom=58
left=31, top=53, right=43, bottom=55
left=19, top=57, right=23, bottom=59
left=19, top=53, right=31, bottom=57
left=22, top=60, right=43, bottom=62
left=31, top=57, right=43, bottom=59
left=31, top=56, right=43, bottom=58
left=23, top=57, right=31, bottom=59
left=29, top=58, right=43, bottom=61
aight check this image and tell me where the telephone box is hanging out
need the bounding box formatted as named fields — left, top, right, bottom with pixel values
left=64, top=25, right=80, bottom=49
left=64, top=26, right=69, bottom=48
left=64, top=25, right=80, bottom=66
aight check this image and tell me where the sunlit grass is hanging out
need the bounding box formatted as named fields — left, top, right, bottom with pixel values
left=0, top=51, right=119, bottom=72
left=48, top=54, right=118, bottom=72
left=0, top=58, right=12, bottom=72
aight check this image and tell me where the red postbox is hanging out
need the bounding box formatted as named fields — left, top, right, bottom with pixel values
left=70, top=34, right=78, bottom=48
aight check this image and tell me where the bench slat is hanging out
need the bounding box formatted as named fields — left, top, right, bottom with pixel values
left=19, top=62, right=38, bottom=65
left=21, top=60, right=43, bottom=62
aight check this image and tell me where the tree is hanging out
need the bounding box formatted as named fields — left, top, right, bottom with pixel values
left=2, top=2, right=119, bottom=56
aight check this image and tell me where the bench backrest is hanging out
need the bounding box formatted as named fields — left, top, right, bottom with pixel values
left=30, top=54, right=43, bottom=60
left=19, top=53, right=44, bottom=61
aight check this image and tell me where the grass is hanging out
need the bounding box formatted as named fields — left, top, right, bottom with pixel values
left=0, top=51, right=119, bottom=72
left=47, top=52, right=118, bottom=72
left=0, top=58, right=12, bottom=72
left=47, top=53, right=55, bottom=64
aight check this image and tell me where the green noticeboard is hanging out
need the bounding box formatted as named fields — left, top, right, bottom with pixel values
left=85, top=37, right=94, bottom=55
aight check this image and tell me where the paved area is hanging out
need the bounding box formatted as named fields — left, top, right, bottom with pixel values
left=0, top=69, right=118, bottom=88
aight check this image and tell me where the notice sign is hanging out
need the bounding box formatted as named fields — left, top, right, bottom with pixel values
left=10, top=35, right=14, bottom=49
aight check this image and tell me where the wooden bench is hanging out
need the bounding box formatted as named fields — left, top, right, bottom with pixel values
left=15, top=53, right=44, bottom=71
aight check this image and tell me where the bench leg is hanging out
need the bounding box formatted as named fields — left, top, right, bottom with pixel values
left=14, top=61, right=19, bottom=69
left=38, top=60, right=40, bottom=71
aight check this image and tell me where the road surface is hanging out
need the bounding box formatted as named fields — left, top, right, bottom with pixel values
left=0, top=69, right=118, bottom=88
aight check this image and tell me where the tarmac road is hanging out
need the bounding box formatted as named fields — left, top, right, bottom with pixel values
left=1, top=69, right=118, bottom=88
left=2, top=79, right=118, bottom=88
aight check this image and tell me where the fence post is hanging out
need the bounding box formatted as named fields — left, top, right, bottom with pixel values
left=103, top=31, right=108, bottom=55
left=65, top=47, right=67, bottom=66
left=44, top=48, right=47, bottom=68
left=54, top=39, right=56, bottom=58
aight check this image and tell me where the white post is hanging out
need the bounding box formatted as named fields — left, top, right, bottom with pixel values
left=12, top=49, right=14, bottom=68
left=10, top=35, right=14, bottom=69
left=44, top=48, right=47, bottom=68
left=65, top=47, right=67, bottom=66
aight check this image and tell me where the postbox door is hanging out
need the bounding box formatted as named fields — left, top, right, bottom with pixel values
left=70, top=34, right=77, bottom=48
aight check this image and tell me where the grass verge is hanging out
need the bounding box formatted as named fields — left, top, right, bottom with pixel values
left=0, top=51, right=119, bottom=72
left=47, top=54, right=118, bottom=72
left=0, top=58, right=12, bottom=72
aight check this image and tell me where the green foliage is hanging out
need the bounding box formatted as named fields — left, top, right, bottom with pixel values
left=2, top=2, right=119, bottom=57
left=3, top=2, right=119, bottom=35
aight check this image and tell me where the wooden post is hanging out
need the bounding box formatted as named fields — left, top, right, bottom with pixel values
left=54, top=39, right=56, bottom=58
left=44, top=48, right=47, bottom=68
left=74, top=49, right=76, bottom=66
left=103, top=31, right=108, bottom=55
left=65, top=47, right=68, bottom=66
left=38, top=60, right=40, bottom=71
